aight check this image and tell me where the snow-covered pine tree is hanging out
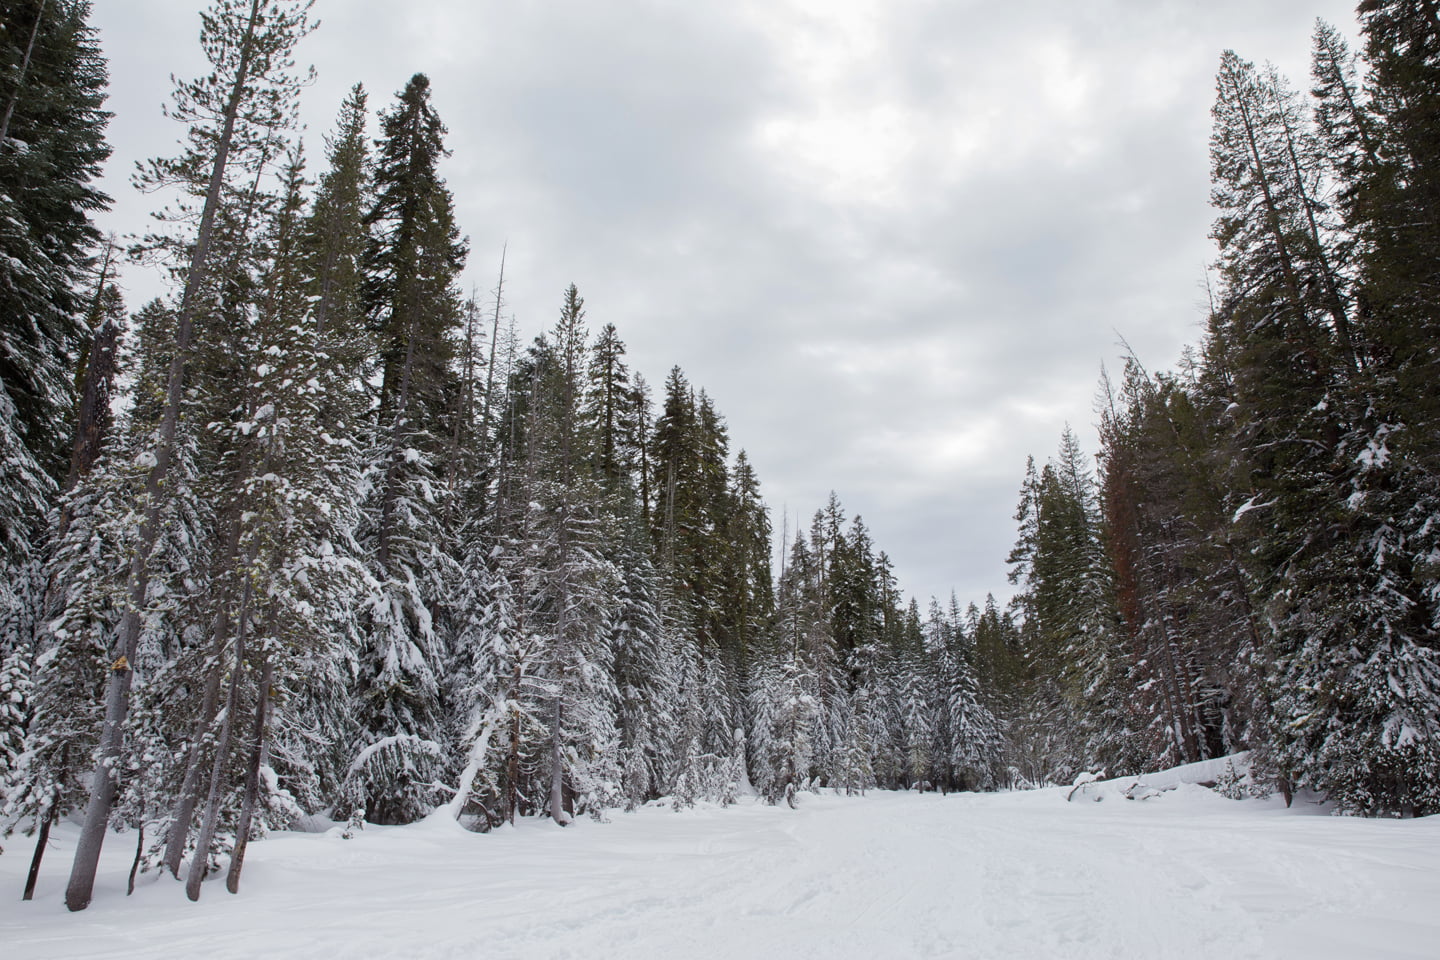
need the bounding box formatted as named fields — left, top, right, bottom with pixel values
left=605, top=508, right=677, bottom=809
left=0, top=1, right=111, bottom=817
left=892, top=600, right=946, bottom=791
left=528, top=287, right=621, bottom=822
left=349, top=71, right=467, bottom=826
left=751, top=533, right=826, bottom=805
left=450, top=516, right=550, bottom=826
left=720, top=450, right=774, bottom=668
left=1256, top=6, right=1440, bottom=815
left=61, top=0, right=316, bottom=910
left=265, top=90, right=377, bottom=821
left=933, top=599, right=1002, bottom=791
left=173, top=147, right=371, bottom=897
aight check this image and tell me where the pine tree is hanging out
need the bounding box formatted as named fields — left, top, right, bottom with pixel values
left=586, top=322, right=634, bottom=490
left=1002, top=430, right=1124, bottom=780
left=936, top=603, right=1001, bottom=791
left=753, top=534, right=827, bottom=804
left=170, top=147, right=370, bottom=896
left=606, top=517, right=676, bottom=809
left=0, top=3, right=110, bottom=761
left=0, top=0, right=110, bottom=491
left=350, top=72, right=467, bottom=825
left=715, top=449, right=772, bottom=699
left=1261, top=2, right=1440, bottom=815
left=531, top=286, right=621, bottom=823
left=305, top=83, right=369, bottom=345
left=63, top=0, right=314, bottom=911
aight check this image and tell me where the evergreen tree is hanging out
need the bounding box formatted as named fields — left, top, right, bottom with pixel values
left=586, top=322, right=634, bottom=490
left=0, top=0, right=110, bottom=490
left=0, top=2, right=110, bottom=758
left=529, top=286, right=621, bottom=823
left=305, top=83, right=370, bottom=345
left=752, top=534, right=827, bottom=804
left=1003, top=430, right=1125, bottom=780
left=606, top=517, right=676, bottom=809
left=350, top=72, right=467, bottom=825
left=63, top=0, right=314, bottom=911
left=934, top=602, right=1001, bottom=791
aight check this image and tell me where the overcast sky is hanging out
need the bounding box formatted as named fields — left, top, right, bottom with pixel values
left=88, top=0, right=1362, bottom=609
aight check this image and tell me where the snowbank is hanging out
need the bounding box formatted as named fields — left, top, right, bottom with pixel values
left=1065, top=752, right=1259, bottom=803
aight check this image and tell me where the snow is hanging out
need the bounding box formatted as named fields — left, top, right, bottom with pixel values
left=1071, top=752, right=1251, bottom=798
left=1231, top=495, right=1272, bottom=523
left=5, top=782, right=1440, bottom=959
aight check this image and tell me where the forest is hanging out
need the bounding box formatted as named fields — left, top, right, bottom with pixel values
left=1, top=0, right=1438, bottom=913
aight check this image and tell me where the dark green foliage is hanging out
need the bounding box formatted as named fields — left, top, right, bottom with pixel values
left=989, top=10, right=1440, bottom=815
left=364, top=72, right=466, bottom=436
left=0, top=0, right=109, bottom=483
left=349, top=73, right=468, bottom=824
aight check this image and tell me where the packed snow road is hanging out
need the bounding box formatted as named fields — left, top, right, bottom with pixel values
left=4, top=785, right=1439, bottom=959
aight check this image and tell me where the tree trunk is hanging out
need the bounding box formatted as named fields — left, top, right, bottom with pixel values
left=21, top=788, right=60, bottom=901
left=185, top=574, right=254, bottom=902
left=549, top=693, right=566, bottom=825
left=126, top=818, right=144, bottom=896
left=63, top=241, right=120, bottom=496
left=508, top=664, right=521, bottom=825
left=226, top=656, right=272, bottom=894
left=65, top=0, right=265, bottom=912
left=479, top=246, right=506, bottom=438
left=161, top=655, right=225, bottom=878
left=162, top=521, right=240, bottom=878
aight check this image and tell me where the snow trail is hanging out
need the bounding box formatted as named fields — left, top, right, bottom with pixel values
left=4, top=786, right=1438, bottom=959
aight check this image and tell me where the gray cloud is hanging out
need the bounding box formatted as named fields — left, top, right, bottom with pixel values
left=90, top=0, right=1361, bottom=607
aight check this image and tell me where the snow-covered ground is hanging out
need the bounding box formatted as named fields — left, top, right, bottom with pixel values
left=4, top=782, right=1439, bottom=959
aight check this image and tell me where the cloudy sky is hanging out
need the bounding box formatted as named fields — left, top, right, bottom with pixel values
left=88, top=0, right=1361, bottom=608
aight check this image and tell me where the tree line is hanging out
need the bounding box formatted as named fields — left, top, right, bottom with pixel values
left=0, top=0, right=1000, bottom=910
left=5, top=0, right=1440, bottom=916
left=997, top=2, right=1440, bottom=820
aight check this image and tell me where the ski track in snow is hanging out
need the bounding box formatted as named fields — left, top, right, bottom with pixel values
left=4, top=786, right=1439, bottom=959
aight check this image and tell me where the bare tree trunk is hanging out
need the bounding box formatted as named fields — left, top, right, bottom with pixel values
left=65, top=0, right=266, bottom=912
left=185, top=575, right=254, bottom=902
left=161, top=652, right=225, bottom=878
left=508, top=662, right=521, bottom=825
left=226, top=655, right=272, bottom=894
left=126, top=817, right=144, bottom=896
left=479, top=246, right=506, bottom=438
left=161, top=513, right=241, bottom=878
left=63, top=239, right=120, bottom=493
left=549, top=692, right=566, bottom=825
left=21, top=744, right=63, bottom=903
left=65, top=313, right=120, bottom=479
